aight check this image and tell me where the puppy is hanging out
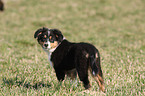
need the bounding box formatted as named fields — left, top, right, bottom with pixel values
left=34, top=27, right=105, bottom=92
left=0, top=0, right=4, bottom=11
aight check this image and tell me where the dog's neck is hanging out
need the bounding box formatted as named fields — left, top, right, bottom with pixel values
left=43, top=37, right=66, bottom=67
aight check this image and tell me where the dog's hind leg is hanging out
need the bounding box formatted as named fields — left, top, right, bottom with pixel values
left=92, top=73, right=105, bottom=92
left=89, top=53, right=105, bottom=92
left=76, top=54, right=91, bottom=89
left=77, top=69, right=91, bottom=89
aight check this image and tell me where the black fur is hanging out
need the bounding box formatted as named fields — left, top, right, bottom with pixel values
left=34, top=27, right=105, bottom=92
left=51, top=40, right=103, bottom=89
left=50, top=29, right=63, bottom=42
left=34, top=27, right=48, bottom=38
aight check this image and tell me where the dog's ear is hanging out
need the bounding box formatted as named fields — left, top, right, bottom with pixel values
left=34, top=27, right=48, bottom=39
left=34, top=28, right=42, bottom=39
left=51, top=29, right=63, bottom=42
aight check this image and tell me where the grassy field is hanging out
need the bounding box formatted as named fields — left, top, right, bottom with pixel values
left=0, top=0, right=145, bottom=95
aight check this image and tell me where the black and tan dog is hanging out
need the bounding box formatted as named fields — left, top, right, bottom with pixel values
left=34, top=27, right=105, bottom=92
left=0, top=0, right=4, bottom=11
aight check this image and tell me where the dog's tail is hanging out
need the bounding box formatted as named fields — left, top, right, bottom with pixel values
left=89, top=54, right=98, bottom=76
left=89, top=52, right=105, bottom=92
left=89, top=52, right=102, bottom=77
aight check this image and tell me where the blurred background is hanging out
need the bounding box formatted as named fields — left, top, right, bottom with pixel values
left=0, top=0, right=144, bottom=95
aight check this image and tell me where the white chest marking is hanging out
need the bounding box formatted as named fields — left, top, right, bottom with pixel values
left=43, top=48, right=54, bottom=67
left=48, top=52, right=53, bottom=67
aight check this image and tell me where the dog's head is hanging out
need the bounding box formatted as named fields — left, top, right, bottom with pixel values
left=34, top=27, right=64, bottom=51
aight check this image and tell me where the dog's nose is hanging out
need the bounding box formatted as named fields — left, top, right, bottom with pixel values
left=44, top=44, right=48, bottom=47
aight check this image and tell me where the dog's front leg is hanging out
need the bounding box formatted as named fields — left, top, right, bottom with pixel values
left=54, top=69, right=64, bottom=90
left=55, top=70, right=65, bottom=89
left=55, top=69, right=65, bottom=81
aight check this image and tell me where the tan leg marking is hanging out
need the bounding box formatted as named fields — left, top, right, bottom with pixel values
left=93, top=74, right=105, bottom=92
left=89, top=67, right=105, bottom=92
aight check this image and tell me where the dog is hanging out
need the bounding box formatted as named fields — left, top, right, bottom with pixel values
left=0, top=0, right=4, bottom=11
left=34, top=27, right=105, bottom=92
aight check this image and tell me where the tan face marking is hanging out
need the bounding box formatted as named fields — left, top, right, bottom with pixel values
left=44, top=35, right=47, bottom=38
left=50, top=41, right=58, bottom=49
left=49, top=36, right=52, bottom=40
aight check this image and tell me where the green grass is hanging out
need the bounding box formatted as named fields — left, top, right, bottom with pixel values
left=0, top=0, right=145, bottom=95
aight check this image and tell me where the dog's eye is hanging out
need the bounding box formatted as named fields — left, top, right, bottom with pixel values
left=49, top=36, right=54, bottom=42
left=41, top=39, right=44, bottom=42
left=49, top=36, right=52, bottom=40
left=40, top=38, right=46, bottom=42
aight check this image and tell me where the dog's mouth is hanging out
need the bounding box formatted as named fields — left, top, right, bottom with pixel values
left=43, top=46, right=49, bottom=50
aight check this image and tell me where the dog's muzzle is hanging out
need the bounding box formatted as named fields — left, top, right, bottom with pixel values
left=43, top=42, right=49, bottom=49
left=44, top=43, right=48, bottom=47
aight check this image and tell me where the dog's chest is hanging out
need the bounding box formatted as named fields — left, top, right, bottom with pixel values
left=43, top=49, right=54, bottom=67
left=48, top=53, right=53, bottom=67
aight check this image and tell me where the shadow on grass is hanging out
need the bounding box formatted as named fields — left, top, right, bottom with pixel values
left=2, top=76, right=51, bottom=90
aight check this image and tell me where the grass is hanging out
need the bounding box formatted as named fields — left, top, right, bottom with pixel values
left=0, top=0, right=145, bottom=95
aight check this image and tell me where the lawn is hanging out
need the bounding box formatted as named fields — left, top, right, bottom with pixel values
left=0, top=0, right=144, bottom=95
